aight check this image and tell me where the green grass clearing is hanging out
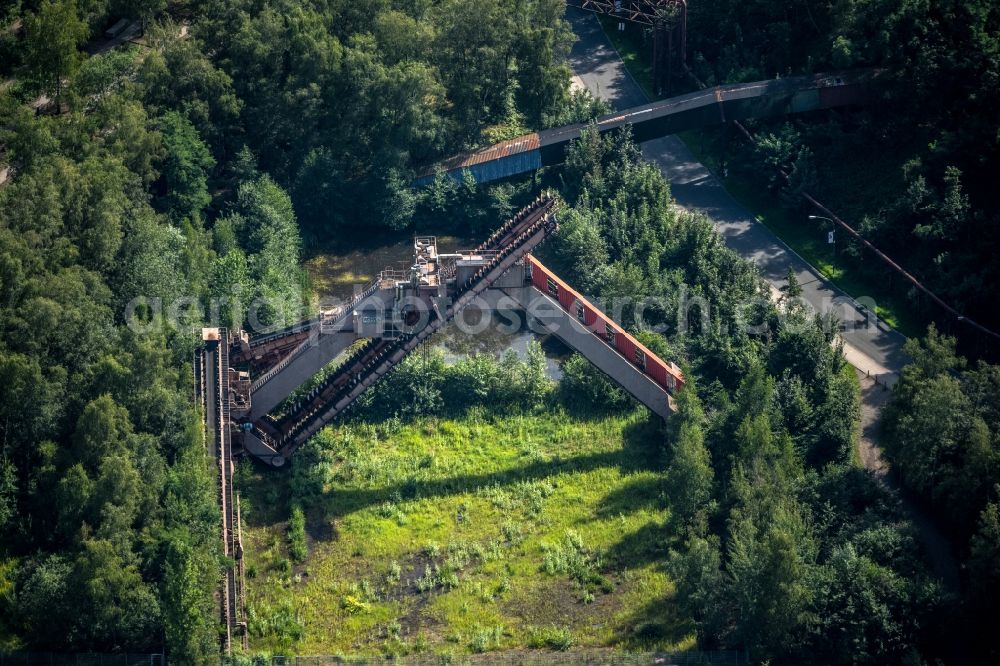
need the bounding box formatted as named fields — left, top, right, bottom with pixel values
left=236, top=410, right=695, bottom=657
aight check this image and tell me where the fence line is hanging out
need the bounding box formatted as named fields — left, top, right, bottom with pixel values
left=222, top=651, right=745, bottom=666
left=0, top=655, right=165, bottom=666
left=1, top=649, right=746, bottom=666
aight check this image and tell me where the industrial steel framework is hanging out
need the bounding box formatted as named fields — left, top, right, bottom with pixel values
left=198, top=194, right=689, bottom=651
left=568, top=0, right=687, bottom=94
left=208, top=194, right=685, bottom=464
left=417, top=71, right=876, bottom=187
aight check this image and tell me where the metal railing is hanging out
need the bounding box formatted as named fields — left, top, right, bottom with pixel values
left=475, top=193, right=554, bottom=253
left=282, top=199, right=559, bottom=450
left=250, top=272, right=392, bottom=393
left=247, top=319, right=317, bottom=349
left=250, top=335, right=316, bottom=393
left=375, top=267, right=408, bottom=285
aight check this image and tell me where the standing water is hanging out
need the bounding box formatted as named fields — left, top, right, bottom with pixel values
left=305, top=237, right=569, bottom=380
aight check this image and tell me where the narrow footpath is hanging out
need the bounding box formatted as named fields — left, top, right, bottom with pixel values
left=565, top=6, right=962, bottom=603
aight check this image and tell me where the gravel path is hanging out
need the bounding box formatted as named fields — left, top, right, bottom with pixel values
left=856, top=370, right=891, bottom=475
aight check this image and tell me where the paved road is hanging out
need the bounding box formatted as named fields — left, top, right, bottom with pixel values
left=566, top=8, right=909, bottom=385
left=565, top=14, right=969, bottom=637
left=567, top=10, right=647, bottom=109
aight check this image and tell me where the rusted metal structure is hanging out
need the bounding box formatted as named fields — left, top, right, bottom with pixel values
left=568, top=1, right=687, bottom=93
left=526, top=255, right=683, bottom=395
left=201, top=194, right=686, bottom=470
left=197, top=194, right=690, bottom=650
left=195, top=329, right=248, bottom=655
left=417, top=70, right=876, bottom=187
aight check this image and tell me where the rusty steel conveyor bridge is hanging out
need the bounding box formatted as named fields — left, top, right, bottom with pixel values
left=415, top=70, right=876, bottom=187
left=194, top=331, right=248, bottom=654
left=194, top=54, right=874, bottom=663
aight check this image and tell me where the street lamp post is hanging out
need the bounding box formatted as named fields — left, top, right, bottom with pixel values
left=809, top=214, right=836, bottom=254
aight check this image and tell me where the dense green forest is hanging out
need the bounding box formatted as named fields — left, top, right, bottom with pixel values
left=0, top=0, right=579, bottom=659
left=0, top=0, right=997, bottom=663
left=686, top=0, right=1000, bottom=347
left=680, top=6, right=1000, bottom=650
left=544, top=129, right=947, bottom=664
left=882, top=327, right=1000, bottom=662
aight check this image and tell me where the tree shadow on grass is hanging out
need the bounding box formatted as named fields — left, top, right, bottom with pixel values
left=604, top=519, right=672, bottom=569
left=314, top=411, right=665, bottom=520
left=594, top=415, right=672, bottom=527
left=616, top=412, right=666, bottom=469
left=238, top=461, right=294, bottom=528
left=596, top=474, right=667, bottom=518
left=320, top=449, right=630, bottom=519
left=611, top=593, right=695, bottom=653
left=599, top=507, right=696, bottom=650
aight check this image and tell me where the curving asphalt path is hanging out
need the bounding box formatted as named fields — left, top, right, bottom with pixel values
left=566, top=8, right=908, bottom=385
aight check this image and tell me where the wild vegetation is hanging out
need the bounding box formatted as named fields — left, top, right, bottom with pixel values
left=238, top=355, right=678, bottom=655
left=882, top=327, right=1000, bottom=662
left=237, top=128, right=953, bottom=662
left=544, top=128, right=948, bottom=664
left=0, top=1, right=996, bottom=664
left=0, top=0, right=579, bottom=659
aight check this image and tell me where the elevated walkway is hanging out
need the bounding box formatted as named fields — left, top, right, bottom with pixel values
left=195, top=329, right=247, bottom=652
left=481, top=256, right=681, bottom=419
left=248, top=329, right=359, bottom=420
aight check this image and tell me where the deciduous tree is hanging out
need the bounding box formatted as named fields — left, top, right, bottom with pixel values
left=23, top=0, right=88, bottom=111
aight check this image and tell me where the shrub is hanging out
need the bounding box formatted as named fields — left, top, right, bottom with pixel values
left=287, top=504, right=307, bottom=564
left=246, top=600, right=304, bottom=648
left=289, top=438, right=335, bottom=507
left=340, top=594, right=369, bottom=615
left=376, top=500, right=408, bottom=526
left=559, top=354, right=632, bottom=412
left=527, top=625, right=574, bottom=651
left=540, top=529, right=612, bottom=598
left=385, top=560, right=402, bottom=586
left=469, top=624, right=505, bottom=653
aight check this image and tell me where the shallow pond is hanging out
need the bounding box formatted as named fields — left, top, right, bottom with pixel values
left=305, top=235, right=475, bottom=301
left=305, top=238, right=569, bottom=380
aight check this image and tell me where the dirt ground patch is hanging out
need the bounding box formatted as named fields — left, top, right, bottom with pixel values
left=856, top=370, right=891, bottom=477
